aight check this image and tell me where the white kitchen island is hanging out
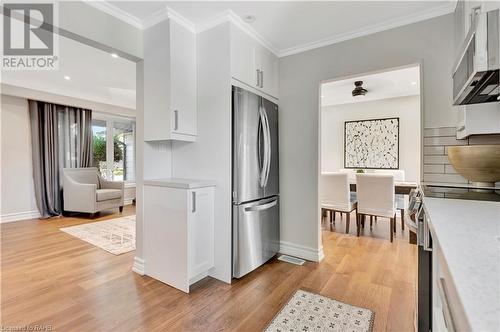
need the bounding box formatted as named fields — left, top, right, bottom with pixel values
left=423, top=197, right=500, bottom=331
left=143, top=178, right=216, bottom=293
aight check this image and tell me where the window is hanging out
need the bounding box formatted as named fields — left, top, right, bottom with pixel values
left=92, top=114, right=135, bottom=182
left=92, top=119, right=108, bottom=179
left=113, top=120, right=135, bottom=182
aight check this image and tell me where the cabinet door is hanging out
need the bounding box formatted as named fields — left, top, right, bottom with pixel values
left=231, top=26, right=259, bottom=88
left=170, top=20, right=197, bottom=137
left=188, top=187, right=215, bottom=283
left=144, top=186, right=189, bottom=292
left=255, top=44, right=279, bottom=98
left=143, top=20, right=172, bottom=141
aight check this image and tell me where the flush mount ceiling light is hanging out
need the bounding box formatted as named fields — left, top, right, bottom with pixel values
left=352, top=81, right=367, bottom=98
left=411, top=81, right=417, bottom=85
left=64, top=75, right=71, bottom=80
left=110, top=53, right=119, bottom=58
left=242, top=14, right=256, bottom=23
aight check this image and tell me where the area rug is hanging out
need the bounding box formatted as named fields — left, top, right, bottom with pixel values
left=60, top=215, right=135, bottom=255
left=265, top=289, right=374, bottom=332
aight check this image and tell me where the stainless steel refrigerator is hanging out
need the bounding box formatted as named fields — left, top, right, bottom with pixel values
left=232, top=86, right=279, bottom=278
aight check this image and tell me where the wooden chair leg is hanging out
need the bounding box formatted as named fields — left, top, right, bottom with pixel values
left=346, top=211, right=350, bottom=234
left=390, top=218, right=394, bottom=242
left=401, top=209, right=405, bottom=230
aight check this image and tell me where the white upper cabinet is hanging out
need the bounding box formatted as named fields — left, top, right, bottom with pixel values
left=144, top=19, right=197, bottom=142
left=255, top=43, right=279, bottom=98
left=231, top=27, right=259, bottom=89
left=230, top=25, right=279, bottom=99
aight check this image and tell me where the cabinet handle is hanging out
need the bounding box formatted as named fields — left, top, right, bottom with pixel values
left=438, top=277, right=456, bottom=332
left=174, top=110, right=179, bottom=131
left=191, top=191, right=196, bottom=213
left=256, top=69, right=260, bottom=87
left=260, top=70, right=264, bottom=88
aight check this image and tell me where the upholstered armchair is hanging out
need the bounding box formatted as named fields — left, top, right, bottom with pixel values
left=62, top=167, right=124, bottom=216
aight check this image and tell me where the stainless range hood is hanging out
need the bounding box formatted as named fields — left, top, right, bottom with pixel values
left=453, top=9, right=499, bottom=105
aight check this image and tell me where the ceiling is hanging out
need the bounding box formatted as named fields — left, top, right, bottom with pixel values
left=321, top=65, right=420, bottom=106
left=1, top=35, right=136, bottom=109
left=103, top=1, right=456, bottom=56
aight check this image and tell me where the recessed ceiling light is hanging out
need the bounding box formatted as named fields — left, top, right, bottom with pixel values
left=64, top=75, right=71, bottom=80
left=411, top=81, right=417, bottom=85
left=111, top=53, right=119, bottom=58
left=242, top=14, right=256, bottom=23
left=321, top=95, right=325, bottom=98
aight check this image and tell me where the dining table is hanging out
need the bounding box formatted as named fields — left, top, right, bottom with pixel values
left=349, top=180, right=418, bottom=195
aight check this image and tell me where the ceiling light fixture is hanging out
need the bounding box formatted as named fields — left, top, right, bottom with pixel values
left=411, top=81, right=417, bottom=85
left=64, top=75, right=71, bottom=80
left=111, top=53, right=119, bottom=58
left=242, top=14, right=256, bottom=23
left=352, top=81, right=367, bottom=98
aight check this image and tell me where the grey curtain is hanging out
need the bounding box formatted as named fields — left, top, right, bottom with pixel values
left=29, top=100, right=92, bottom=218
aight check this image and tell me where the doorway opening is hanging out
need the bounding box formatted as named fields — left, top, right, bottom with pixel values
left=318, top=64, right=422, bottom=240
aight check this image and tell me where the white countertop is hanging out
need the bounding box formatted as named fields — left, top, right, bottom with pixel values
left=424, top=197, right=500, bottom=331
left=143, top=178, right=216, bottom=189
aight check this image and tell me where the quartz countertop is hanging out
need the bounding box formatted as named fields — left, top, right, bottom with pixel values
left=143, top=178, right=216, bottom=189
left=423, top=197, right=500, bottom=331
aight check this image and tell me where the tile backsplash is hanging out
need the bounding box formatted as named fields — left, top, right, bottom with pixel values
left=423, top=127, right=500, bottom=184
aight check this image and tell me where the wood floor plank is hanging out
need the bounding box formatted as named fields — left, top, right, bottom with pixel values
left=1, top=206, right=416, bottom=331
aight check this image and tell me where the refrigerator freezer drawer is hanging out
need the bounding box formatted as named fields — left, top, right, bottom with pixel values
left=232, top=196, right=280, bottom=278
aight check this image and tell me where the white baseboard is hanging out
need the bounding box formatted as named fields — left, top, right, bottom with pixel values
left=279, top=241, right=324, bottom=262
left=0, top=210, right=40, bottom=223
left=132, top=256, right=145, bottom=275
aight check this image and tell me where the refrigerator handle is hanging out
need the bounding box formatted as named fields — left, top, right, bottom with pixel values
left=262, top=107, right=272, bottom=188
left=259, top=106, right=269, bottom=188
left=244, top=198, right=277, bottom=212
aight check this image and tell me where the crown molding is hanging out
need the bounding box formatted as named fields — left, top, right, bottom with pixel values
left=196, top=9, right=279, bottom=56
left=86, top=1, right=455, bottom=58
left=141, top=6, right=196, bottom=33
left=279, top=1, right=457, bottom=57
left=141, top=7, right=168, bottom=30
left=82, top=0, right=143, bottom=29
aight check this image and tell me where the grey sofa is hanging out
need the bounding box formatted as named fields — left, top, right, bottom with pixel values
left=62, top=167, right=124, bottom=215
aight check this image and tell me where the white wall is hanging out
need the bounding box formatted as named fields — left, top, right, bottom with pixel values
left=59, top=1, right=143, bottom=59
left=321, top=95, right=421, bottom=182
left=279, top=14, right=454, bottom=258
left=0, top=95, right=39, bottom=222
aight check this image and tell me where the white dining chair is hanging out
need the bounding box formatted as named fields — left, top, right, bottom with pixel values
left=374, top=169, right=407, bottom=231
left=320, top=172, right=357, bottom=234
left=356, top=174, right=396, bottom=242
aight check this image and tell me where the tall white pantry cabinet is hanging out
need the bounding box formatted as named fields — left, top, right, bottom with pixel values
left=143, top=180, right=215, bottom=293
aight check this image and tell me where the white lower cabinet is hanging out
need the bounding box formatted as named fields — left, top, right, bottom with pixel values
left=431, top=234, right=470, bottom=331
left=144, top=181, right=215, bottom=293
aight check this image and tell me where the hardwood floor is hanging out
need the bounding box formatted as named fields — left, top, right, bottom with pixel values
left=1, top=207, right=416, bottom=331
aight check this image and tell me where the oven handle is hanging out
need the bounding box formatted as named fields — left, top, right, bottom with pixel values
left=423, top=214, right=433, bottom=252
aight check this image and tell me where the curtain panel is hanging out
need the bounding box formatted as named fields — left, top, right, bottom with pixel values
left=29, top=100, right=92, bottom=218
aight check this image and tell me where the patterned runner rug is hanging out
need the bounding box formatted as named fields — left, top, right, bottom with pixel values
left=265, top=289, right=374, bottom=332
left=60, top=215, right=135, bottom=255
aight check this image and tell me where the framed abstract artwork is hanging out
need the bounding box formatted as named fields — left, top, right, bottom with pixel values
left=344, top=117, right=399, bottom=169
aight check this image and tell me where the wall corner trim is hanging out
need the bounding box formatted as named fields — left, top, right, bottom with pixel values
left=132, top=256, right=145, bottom=275
left=279, top=241, right=324, bottom=262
